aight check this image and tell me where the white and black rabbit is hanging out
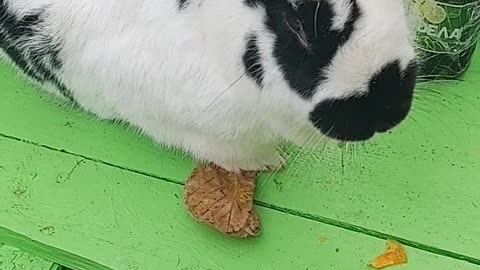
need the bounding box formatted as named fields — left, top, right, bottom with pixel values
left=0, top=0, right=417, bottom=171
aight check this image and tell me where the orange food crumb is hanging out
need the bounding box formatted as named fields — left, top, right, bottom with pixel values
left=369, top=240, right=408, bottom=269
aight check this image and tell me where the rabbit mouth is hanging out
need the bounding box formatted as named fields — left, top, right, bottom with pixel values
left=309, top=60, right=417, bottom=142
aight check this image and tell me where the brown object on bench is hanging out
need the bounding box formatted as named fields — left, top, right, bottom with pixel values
left=369, top=240, right=408, bottom=269
left=184, top=163, right=260, bottom=238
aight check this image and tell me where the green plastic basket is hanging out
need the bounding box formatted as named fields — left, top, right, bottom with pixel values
left=409, top=0, right=480, bottom=80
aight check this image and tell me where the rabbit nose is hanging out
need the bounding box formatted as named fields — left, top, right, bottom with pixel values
left=309, top=60, right=417, bottom=142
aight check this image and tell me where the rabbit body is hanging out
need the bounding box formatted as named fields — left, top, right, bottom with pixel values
left=0, top=0, right=418, bottom=171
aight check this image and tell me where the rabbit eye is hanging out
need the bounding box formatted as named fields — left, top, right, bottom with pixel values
left=285, top=17, right=310, bottom=48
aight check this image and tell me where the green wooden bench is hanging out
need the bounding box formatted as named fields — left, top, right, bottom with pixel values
left=0, top=47, right=479, bottom=269
left=0, top=243, right=65, bottom=270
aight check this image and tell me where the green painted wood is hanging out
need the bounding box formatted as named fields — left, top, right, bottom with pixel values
left=0, top=137, right=478, bottom=270
left=0, top=47, right=479, bottom=260
left=255, top=48, right=480, bottom=258
left=0, top=243, right=57, bottom=270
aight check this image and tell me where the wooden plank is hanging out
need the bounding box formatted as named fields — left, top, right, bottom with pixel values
left=0, top=67, right=194, bottom=182
left=255, top=49, right=480, bottom=258
left=0, top=136, right=479, bottom=270
left=0, top=48, right=479, bottom=259
left=0, top=243, right=57, bottom=270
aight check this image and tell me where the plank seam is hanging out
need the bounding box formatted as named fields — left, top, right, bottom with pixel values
left=0, top=226, right=112, bottom=270
left=254, top=201, right=480, bottom=266
left=1, top=131, right=479, bottom=266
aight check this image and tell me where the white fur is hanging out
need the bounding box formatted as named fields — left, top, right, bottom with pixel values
left=2, top=0, right=417, bottom=171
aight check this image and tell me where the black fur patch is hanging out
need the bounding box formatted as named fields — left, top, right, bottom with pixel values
left=178, top=0, right=190, bottom=10
left=245, top=0, right=361, bottom=99
left=309, top=61, right=418, bottom=141
left=244, top=0, right=261, bottom=8
left=243, top=34, right=264, bottom=88
left=0, top=1, right=72, bottom=100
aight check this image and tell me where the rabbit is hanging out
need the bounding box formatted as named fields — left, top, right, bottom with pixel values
left=0, top=0, right=417, bottom=172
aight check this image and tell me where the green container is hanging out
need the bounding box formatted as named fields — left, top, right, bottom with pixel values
left=409, top=0, right=480, bottom=81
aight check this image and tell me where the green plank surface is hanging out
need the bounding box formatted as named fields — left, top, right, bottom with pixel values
left=0, top=136, right=478, bottom=270
left=1, top=50, right=479, bottom=260
left=0, top=243, right=58, bottom=270
left=1, top=45, right=480, bottom=260
left=257, top=48, right=480, bottom=257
